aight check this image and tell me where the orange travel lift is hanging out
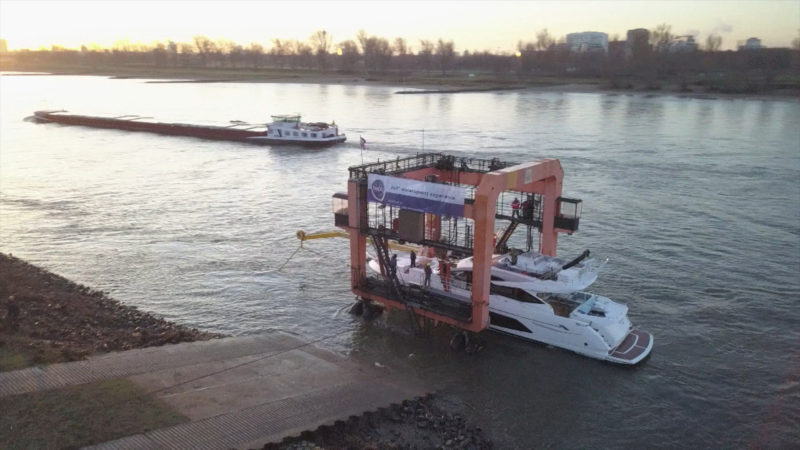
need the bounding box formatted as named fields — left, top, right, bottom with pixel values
left=331, top=153, right=582, bottom=337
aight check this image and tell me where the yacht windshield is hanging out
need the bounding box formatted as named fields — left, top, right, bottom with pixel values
left=490, top=284, right=543, bottom=304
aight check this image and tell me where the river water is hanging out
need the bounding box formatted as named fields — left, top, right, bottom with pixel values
left=1, top=74, right=798, bottom=448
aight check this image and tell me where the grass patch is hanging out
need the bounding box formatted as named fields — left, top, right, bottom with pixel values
left=0, top=337, right=88, bottom=372
left=0, top=350, right=28, bottom=371
left=0, top=378, right=188, bottom=448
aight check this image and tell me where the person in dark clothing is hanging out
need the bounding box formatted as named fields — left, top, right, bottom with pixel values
left=410, top=251, right=416, bottom=268
left=6, top=296, right=19, bottom=331
left=424, top=263, right=432, bottom=288
left=523, top=195, right=534, bottom=220
left=440, top=259, right=451, bottom=292
left=389, top=254, right=398, bottom=277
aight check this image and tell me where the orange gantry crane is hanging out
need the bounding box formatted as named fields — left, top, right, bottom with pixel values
left=331, top=153, right=582, bottom=337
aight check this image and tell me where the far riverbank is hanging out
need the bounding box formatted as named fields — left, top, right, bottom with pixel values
left=3, top=61, right=798, bottom=101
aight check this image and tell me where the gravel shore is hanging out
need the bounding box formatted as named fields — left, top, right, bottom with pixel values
left=0, top=252, right=221, bottom=368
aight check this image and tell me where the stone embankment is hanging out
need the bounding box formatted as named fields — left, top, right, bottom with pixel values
left=0, top=252, right=219, bottom=368
left=271, top=395, right=492, bottom=450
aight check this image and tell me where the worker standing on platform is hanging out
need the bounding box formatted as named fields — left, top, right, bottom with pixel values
left=424, top=263, right=432, bottom=288
left=522, top=196, right=533, bottom=220
left=511, top=197, right=521, bottom=218
left=439, top=258, right=451, bottom=292
left=410, top=250, right=416, bottom=268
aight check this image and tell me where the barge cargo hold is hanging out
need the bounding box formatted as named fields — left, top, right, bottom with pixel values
left=31, top=110, right=347, bottom=147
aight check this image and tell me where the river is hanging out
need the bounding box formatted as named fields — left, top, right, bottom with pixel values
left=1, top=74, right=798, bottom=448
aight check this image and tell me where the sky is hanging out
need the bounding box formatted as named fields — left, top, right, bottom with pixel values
left=1, top=0, right=798, bottom=52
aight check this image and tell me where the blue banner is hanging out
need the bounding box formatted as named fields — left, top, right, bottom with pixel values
left=367, top=174, right=465, bottom=217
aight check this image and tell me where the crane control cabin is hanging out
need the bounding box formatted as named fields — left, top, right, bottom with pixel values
left=331, top=153, right=582, bottom=334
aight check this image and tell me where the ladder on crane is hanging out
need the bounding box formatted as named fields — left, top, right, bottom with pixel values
left=369, top=231, right=421, bottom=333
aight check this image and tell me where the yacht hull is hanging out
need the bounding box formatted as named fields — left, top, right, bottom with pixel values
left=368, top=256, right=653, bottom=365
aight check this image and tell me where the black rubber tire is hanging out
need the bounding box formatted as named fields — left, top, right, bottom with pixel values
left=350, top=300, right=364, bottom=316
left=362, top=303, right=383, bottom=320
left=465, top=335, right=486, bottom=354
left=450, top=331, right=467, bottom=351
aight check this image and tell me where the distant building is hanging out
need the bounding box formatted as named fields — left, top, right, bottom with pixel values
left=625, top=28, right=650, bottom=60
left=667, top=36, right=698, bottom=53
left=739, top=37, right=763, bottom=50
left=566, top=32, right=608, bottom=53
left=608, top=40, right=626, bottom=61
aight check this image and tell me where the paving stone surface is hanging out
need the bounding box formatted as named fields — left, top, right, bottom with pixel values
left=0, top=332, right=429, bottom=449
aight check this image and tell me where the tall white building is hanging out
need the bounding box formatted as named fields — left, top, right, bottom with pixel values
left=566, top=32, right=609, bottom=53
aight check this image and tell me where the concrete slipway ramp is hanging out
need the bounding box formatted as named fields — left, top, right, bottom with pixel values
left=0, top=332, right=430, bottom=449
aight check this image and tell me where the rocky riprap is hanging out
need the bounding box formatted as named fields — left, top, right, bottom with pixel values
left=267, top=394, right=492, bottom=450
left=1, top=252, right=221, bottom=365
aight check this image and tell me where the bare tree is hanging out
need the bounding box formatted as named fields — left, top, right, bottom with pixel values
left=152, top=42, right=167, bottom=67
left=517, top=40, right=536, bottom=73
left=246, top=42, right=264, bottom=68
left=337, top=39, right=360, bottom=71
left=393, top=37, right=410, bottom=73
left=418, top=39, right=434, bottom=74
left=393, top=37, right=408, bottom=56
left=193, top=35, right=216, bottom=66
left=270, top=38, right=287, bottom=68
left=167, top=40, right=178, bottom=66
left=536, top=29, right=554, bottom=51
left=179, top=42, right=194, bottom=67
left=216, top=39, right=237, bottom=67
left=356, top=30, right=392, bottom=73
left=310, top=30, right=333, bottom=70
left=705, top=34, right=722, bottom=52
left=435, top=39, right=455, bottom=75
left=297, top=42, right=313, bottom=69
left=651, top=24, right=673, bottom=52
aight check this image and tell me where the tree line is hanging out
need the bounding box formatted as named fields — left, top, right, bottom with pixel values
left=4, top=27, right=799, bottom=85
left=5, top=30, right=465, bottom=75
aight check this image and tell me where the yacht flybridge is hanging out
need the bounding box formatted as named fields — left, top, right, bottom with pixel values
left=318, top=153, right=652, bottom=364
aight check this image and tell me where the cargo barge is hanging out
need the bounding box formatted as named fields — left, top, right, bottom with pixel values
left=31, top=110, right=347, bottom=147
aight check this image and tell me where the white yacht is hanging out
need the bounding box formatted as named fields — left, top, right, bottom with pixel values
left=368, top=251, right=653, bottom=365
left=246, top=114, right=346, bottom=146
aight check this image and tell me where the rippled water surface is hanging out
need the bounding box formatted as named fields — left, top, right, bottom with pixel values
left=1, top=75, right=798, bottom=448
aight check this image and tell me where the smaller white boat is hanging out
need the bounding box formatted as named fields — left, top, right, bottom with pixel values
left=246, top=114, right=346, bottom=146
left=456, top=249, right=606, bottom=294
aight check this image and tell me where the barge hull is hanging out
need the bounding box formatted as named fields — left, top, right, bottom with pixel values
left=32, top=111, right=344, bottom=147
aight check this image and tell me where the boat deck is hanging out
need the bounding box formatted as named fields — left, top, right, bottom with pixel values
left=609, top=330, right=653, bottom=362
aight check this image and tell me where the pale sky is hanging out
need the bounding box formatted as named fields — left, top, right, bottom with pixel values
left=1, top=0, right=798, bottom=52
